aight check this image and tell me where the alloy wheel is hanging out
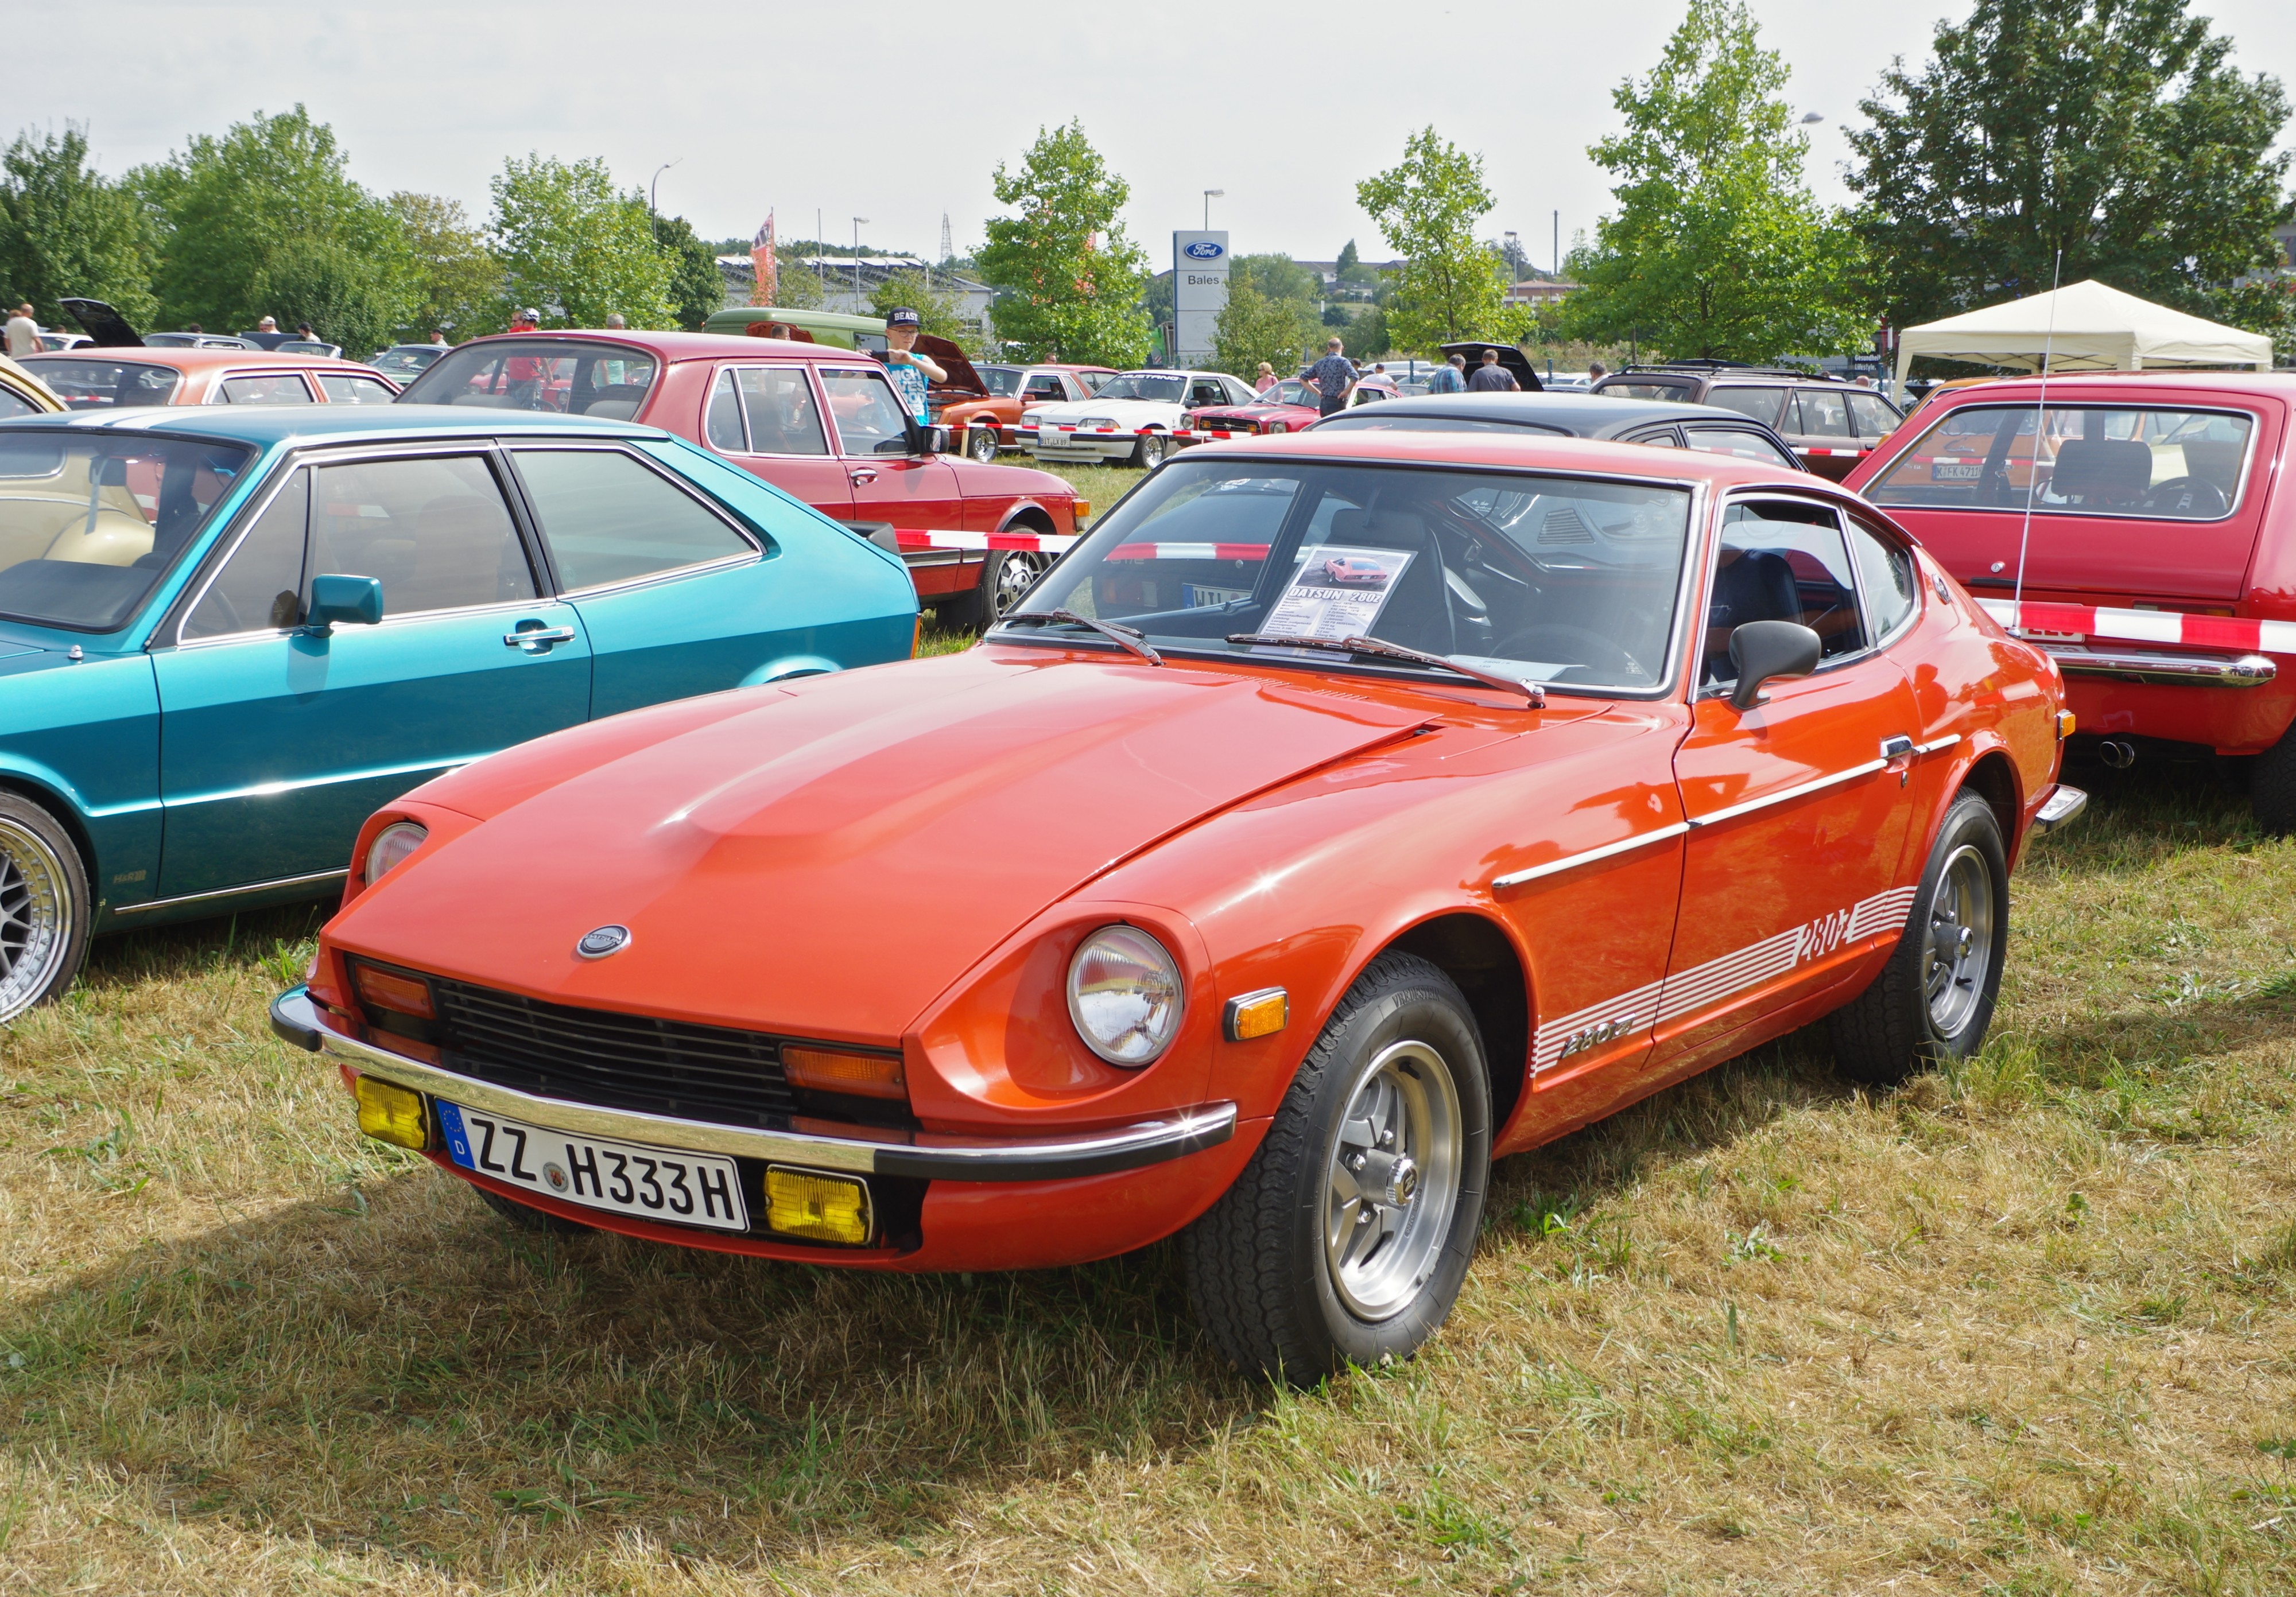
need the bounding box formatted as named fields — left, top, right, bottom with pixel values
left=0, top=816, right=73, bottom=1024
left=1923, top=842, right=1995, bottom=1035
left=989, top=551, right=1045, bottom=620
left=968, top=428, right=998, bottom=463
left=1322, top=1039, right=1464, bottom=1321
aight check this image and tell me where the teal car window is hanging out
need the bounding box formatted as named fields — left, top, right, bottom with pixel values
left=734, top=367, right=829, bottom=456
left=512, top=449, right=755, bottom=590
left=0, top=433, right=252, bottom=631
left=309, top=454, right=536, bottom=615
left=184, top=471, right=308, bottom=641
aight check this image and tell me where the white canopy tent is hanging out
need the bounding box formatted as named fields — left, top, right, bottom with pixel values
left=1895, top=279, right=2272, bottom=386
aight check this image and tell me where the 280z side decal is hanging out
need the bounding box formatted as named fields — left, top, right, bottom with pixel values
left=1531, top=883, right=1921, bottom=1077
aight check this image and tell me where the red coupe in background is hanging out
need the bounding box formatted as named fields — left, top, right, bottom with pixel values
left=395, top=331, right=1083, bottom=627
left=275, top=430, right=2078, bottom=1381
left=1182, top=377, right=1321, bottom=443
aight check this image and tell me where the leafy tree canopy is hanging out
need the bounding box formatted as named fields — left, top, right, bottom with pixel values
left=1213, top=261, right=1321, bottom=377
left=1847, top=0, right=2293, bottom=331
left=385, top=192, right=499, bottom=341
left=976, top=121, right=1151, bottom=368
left=488, top=154, right=674, bottom=329
left=650, top=212, right=726, bottom=330
left=1355, top=128, right=1519, bottom=351
left=1564, top=0, right=1869, bottom=362
left=0, top=125, right=157, bottom=328
left=867, top=267, right=981, bottom=353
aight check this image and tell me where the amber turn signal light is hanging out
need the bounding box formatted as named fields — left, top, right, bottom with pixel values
left=782, top=1045, right=907, bottom=1101
left=764, top=1166, right=872, bottom=1244
left=2056, top=710, right=2077, bottom=741
left=353, top=963, right=435, bottom=1019
left=354, top=1075, right=430, bottom=1151
left=1072, top=499, right=1092, bottom=523
left=1223, top=986, right=1289, bottom=1042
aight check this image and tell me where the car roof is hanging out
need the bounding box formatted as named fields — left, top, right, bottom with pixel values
left=6, top=403, right=661, bottom=448
left=22, top=347, right=384, bottom=373
left=1910, top=371, right=2296, bottom=405
left=1309, top=391, right=1799, bottom=436
left=441, top=328, right=863, bottom=363
left=1185, top=425, right=1814, bottom=492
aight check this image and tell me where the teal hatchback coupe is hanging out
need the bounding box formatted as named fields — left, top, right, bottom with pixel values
left=0, top=406, right=921, bottom=1021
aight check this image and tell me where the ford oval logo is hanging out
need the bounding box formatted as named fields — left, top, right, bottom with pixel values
left=576, top=924, right=632, bottom=959
left=1182, top=240, right=1225, bottom=259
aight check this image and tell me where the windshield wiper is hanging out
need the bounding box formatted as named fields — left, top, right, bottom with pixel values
left=1002, top=608, right=1163, bottom=665
left=1225, top=632, right=1546, bottom=707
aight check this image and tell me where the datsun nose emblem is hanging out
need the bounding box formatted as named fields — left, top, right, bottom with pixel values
left=576, top=924, right=632, bottom=959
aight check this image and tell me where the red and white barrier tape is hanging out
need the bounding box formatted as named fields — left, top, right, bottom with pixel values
left=1978, top=597, right=2296, bottom=656
left=892, top=528, right=1079, bottom=555
left=1106, top=541, right=1270, bottom=561
left=1800, top=446, right=1873, bottom=458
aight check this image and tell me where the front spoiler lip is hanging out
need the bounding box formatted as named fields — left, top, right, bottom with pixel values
left=269, top=986, right=1238, bottom=1182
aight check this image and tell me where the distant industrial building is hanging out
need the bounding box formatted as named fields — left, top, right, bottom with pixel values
left=714, top=256, right=994, bottom=336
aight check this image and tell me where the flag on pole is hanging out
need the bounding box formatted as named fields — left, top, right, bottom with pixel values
left=750, top=213, right=778, bottom=308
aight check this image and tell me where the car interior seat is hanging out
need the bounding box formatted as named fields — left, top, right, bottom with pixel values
left=406, top=494, right=529, bottom=609
left=2179, top=439, right=2243, bottom=499
left=1703, top=547, right=1802, bottom=684
left=1322, top=507, right=1455, bottom=655
left=2046, top=438, right=2153, bottom=503
left=578, top=384, right=650, bottom=421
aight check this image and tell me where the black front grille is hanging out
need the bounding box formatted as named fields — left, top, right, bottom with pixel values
left=1194, top=416, right=1255, bottom=433
left=431, top=978, right=808, bottom=1129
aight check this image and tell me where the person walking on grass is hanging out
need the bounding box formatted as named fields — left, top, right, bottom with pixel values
left=1466, top=348, right=1518, bottom=393
left=1426, top=352, right=1467, bottom=395
left=1305, top=336, right=1356, bottom=418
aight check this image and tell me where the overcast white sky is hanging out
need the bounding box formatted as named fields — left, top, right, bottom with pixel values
left=5, top=1, right=2293, bottom=273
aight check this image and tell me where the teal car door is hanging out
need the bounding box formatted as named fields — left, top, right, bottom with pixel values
left=504, top=442, right=877, bottom=718
left=150, top=449, right=592, bottom=900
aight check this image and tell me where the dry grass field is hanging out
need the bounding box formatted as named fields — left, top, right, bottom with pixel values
left=3, top=756, right=2293, bottom=1595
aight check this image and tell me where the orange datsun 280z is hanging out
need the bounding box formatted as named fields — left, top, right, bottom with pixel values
left=270, top=431, right=2083, bottom=1382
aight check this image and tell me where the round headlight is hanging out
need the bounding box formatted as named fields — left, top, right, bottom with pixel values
left=1066, top=925, right=1185, bottom=1067
left=364, top=821, right=428, bottom=884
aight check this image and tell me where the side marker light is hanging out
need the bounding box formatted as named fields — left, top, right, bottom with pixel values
left=354, top=1075, right=430, bottom=1151
left=2056, top=710, right=2076, bottom=741
left=1223, top=987, right=1289, bottom=1042
left=765, top=1167, right=872, bottom=1244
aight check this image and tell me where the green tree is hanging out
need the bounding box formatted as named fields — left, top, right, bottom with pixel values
left=0, top=126, right=158, bottom=328
left=488, top=154, right=675, bottom=329
left=1356, top=129, right=1518, bottom=349
left=1564, top=0, right=1869, bottom=362
left=867, top=267, right=975, bottom=347
left=1341, top=304, right=1392, bottom=360
left=977, top=121, right=1151, bottom=367
left=1336, top=238, right=1360, bottom=274
left=650, top=212, right=726, bottom=329
left=136, top=106, right=416, bottom=350
left=385, top=192, right=499, bottom=339
left=1846, top=0, right=2293, bottom=329
left=1213, top=261, right=1320, bottom=376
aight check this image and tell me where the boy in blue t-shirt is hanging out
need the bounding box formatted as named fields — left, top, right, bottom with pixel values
left=881, top=307, right=945, bottom=423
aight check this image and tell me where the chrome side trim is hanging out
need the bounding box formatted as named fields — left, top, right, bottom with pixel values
left=1686, top=759, right=1887, bottom=829
left=1492, top=822, right=1689, bottom=888
left=2046, top=645, right=2275, bottom=687
left=112, top=868, right=347, bottom=916
left=1915, top=733, right=1962, bottom=756
left=268, top=987, right=1237, bottom=1182
left=2031, top=783, right=2088, bottom=835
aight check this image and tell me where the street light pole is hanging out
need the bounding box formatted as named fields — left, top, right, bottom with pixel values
left=649, top=160, right=681, bottom=215
left=852, top=217, right=869, bottom=302
left=1203, top=189, right=1224, bottom=231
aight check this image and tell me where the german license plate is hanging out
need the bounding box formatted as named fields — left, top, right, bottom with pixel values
left=1934, top=462, right=1983, bottom=481
left=437, top=1101, right=748, bottom=1231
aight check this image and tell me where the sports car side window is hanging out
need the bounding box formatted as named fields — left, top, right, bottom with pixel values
left=818, top=368, right=912, bottom=455
left=733, top=367, right=829, bottom=456
left=1845, top=516, right=1918, bottom=644
left=1704, top=501, right=1863, bottom=688
left=183, top=469, right=308, bottom=641
left=1684, top=426, right=1797, bottom=470
left=511, top=448, right=755, bottom=590
left=309, top=454, right=537, bottom=615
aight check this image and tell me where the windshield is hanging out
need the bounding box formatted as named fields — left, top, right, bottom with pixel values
left=976, top=366, right=1023, bottom=397
left=20, top=358, right=182, bottom=410
left=1094, top=374, right=1188, bottom=403
left=1002, top=457, right=1692, bottom=694
left=1862, top=403, right=2256, bottom=520
left=0, top=432, right=254, bottom=631
left=394, top=340, right=658, bottom=417
left=371, top=347, right=441, bottom=376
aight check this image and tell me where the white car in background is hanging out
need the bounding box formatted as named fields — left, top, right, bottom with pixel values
left=1019, top=369, right=1257, bottom=467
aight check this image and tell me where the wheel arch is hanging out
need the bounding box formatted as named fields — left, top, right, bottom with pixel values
left=1957, top=748, right=2023, bottom=858
left=1381, top=910, right=1530, bottom=1130
left=998, top=502, right=1058, bottom=537
left=0, top=770, right=100, bottom=883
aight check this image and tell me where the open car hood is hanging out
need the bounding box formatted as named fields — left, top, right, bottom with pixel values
left=333, top=652, right=1433, bottom=1041
left=1441, top=342, right=1543, bottom=393
left=917, top=332, right=986, bottom=399
left=59, top=298, right=144, bottom=348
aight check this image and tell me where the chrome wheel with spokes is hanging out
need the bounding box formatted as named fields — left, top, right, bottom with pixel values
left=1923, top=843, right=1995, bottom=1035
left=967, top=426, right=999, bottom=463
left=1322, top=1040, right=1464, bottom=1321
left=0, top=798, right=89, bottom=1025
left=988, top=550, right=1045, bottom=620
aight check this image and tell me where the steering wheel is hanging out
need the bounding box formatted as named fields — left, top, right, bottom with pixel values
left=2139, top=476, right=2228, bottom=518
left=1494, top=623, right=1644, bottom=683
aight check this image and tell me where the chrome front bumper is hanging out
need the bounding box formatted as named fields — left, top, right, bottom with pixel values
left=269, top=986, right=1237, bottom=1182
left=2046, top=644, right=2276, bottom=687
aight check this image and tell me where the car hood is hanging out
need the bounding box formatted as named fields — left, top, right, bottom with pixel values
left=333, top=651, right=1434, bottom=1042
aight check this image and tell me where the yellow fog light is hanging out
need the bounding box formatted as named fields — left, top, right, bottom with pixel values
left=354, top=1075, right=430, bottom=1151
left=765, top=1166, right=872, bottom=1245
left=1223, top=986, right=1289, bottom=1042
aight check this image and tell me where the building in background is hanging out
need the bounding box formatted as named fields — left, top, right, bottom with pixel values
left=713, top=255, right=994, bottom=337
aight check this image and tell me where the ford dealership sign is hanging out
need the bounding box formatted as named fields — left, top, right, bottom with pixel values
left=1182, top=239, right=1226, bottom=260
left=1172, top=232, right=1230, bottom=365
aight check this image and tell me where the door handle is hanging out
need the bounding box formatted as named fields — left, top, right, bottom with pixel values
left=849, top=467, right=878, bottom=485
left=504, top=624, right=577, bottom=654
left=1881, top=733, right=1914, bottom=785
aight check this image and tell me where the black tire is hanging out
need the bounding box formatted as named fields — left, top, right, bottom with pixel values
left=1180, top=951, right=1491, bottom=1384
left=0, top=792, right=92, bottom=1025
left=1828, top=789, right=2008, bottom=1085
left=474, top=1183, right=593, bottom=1234
left=1129, top=432, right=1169, bottom=469
left=966, top=426, right=1000, bottom=463
left=2253, top=722, right=2296, bottom=836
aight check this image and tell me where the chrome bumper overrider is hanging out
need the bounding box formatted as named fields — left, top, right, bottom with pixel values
left=2031, top=783, right=2088, bottom=836
left=2045, top=644, right=2276, bottom=687
left=269, top=986, right=1237, bottom=1182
